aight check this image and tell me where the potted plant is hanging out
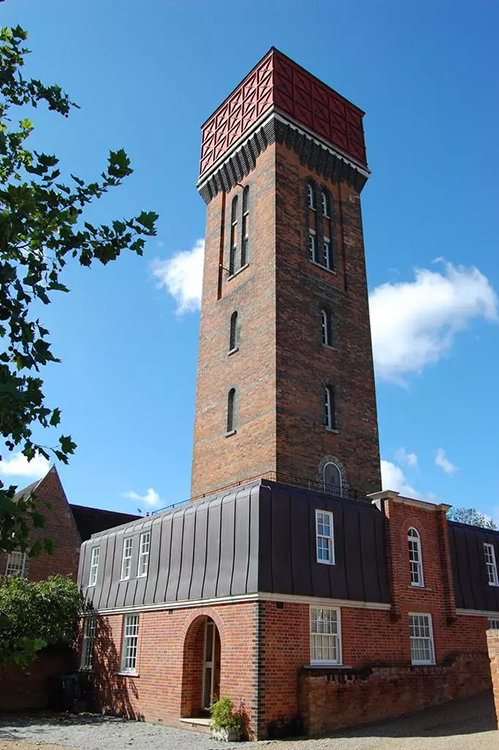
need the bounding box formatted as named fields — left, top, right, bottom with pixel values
left=209, top=696, right=242, bottom=742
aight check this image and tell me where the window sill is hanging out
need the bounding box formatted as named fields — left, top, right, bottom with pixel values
left=115, top=671, right=139, bottom=678
left=79, top=667, right=93, bottom=673
left=225, top=430, right=237, bottom=438
left=317, top=559, right=335, bottom=566
left=410, top=662, right=436, bottom=668
left=307, top=663, right=345, bottom=669
left=228, top=347, right=239, bottom=356
left=227, top=263, right=249, bottom=281
left=488, top=583, right=499, bottom=588
left=325, top=427, right=339, bottom=434
left=322, top=345, right=337, bottom=351
left=309, top=260, right=337, bottom=275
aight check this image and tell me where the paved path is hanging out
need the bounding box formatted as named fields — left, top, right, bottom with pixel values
left=0, top=691, right=497, bottom=749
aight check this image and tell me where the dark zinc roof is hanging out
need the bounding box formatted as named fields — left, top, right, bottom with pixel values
left=70, top=504, right=141, bottom=542
left=78, top=479, right=391, bottom=611
left=448, top=520, right=499, bottom=611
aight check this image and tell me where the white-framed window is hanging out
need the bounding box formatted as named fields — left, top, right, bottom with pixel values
left=321, top=308, right=331, bottom=346
left=89, top=546, right=100, bottom=587
left=316, top=509, right=334, bottom=564
left=322, top=238, right=332, bottom=270
left=229, top=195, right=238, bottom=275
left=5, top=551, right=27, bottom=577
left=321, top=190, right=330, bottom=218
left=137, top=532, right=150, bottom=578
left=121, top=537, right=133, bottom=581
left=307, top=183, right=315, bottom=210
left=310, top=607, right=341, bottom=664
left=120, top=614, right=139, bottom=673
left=241, top=185, right=249, bottom=267
left=308, top=229, right=316, bottom=262
left=80, top=616, right=96, bottom=670
left=324, top=385, right=335, bottom=429
left=408, top=527, right=424, bottom=587
left=484, top=543, right=499, bottom=586
left=489, top=618, right=499, bottom=630
left=409, top=613, right=435, bottom=665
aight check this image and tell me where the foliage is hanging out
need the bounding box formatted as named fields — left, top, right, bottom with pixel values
left=0, top=25, right=158, bottom=554
left=0, top=574, right=82, bottom=666
left=209, top=697, right=242, bottom=731
left=447, top=507, right=497, bottom=529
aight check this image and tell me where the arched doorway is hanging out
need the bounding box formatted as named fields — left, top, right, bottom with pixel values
left=181, top=615, right=221, bottom=717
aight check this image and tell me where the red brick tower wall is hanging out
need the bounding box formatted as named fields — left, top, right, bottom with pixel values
left=274, top=143, right=381, bottom=494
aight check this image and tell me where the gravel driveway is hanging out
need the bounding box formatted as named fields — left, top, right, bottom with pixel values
left=0, top=691, right=497, bottom=750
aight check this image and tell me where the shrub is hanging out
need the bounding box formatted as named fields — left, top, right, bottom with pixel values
left=209, top=697, right=242, bottom=730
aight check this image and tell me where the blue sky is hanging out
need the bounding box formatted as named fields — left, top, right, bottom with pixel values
left=1, top=1, right=498, bottom=521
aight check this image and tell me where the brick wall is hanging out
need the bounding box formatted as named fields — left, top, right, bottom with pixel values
left=487, top=629, right=499, bottom=727
left=0, top=646, right=75, bottom=711
left=0, top=467, right=81, bottom=580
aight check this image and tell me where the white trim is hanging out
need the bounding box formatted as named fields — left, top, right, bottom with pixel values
left=456, top=607, right=499, bottom=618
left=196, top=109, right=370, bottom=191
left=368, top=490, right=451, bottom=512
left=89, top=591, right=392, bottom=617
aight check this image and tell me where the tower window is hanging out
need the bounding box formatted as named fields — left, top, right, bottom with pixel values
left=229, top=311, right=239, bottom=352
left=308, top=229, right=317, bottom=262
left=484, top=543, right=499, bottom=586
left=324, top=386, right=335, bottom=430
left=408, top=528, right=424, bottom=587
left=307, top=183, right=315, bottom=210
left=321, top=190, right=330, bottom=218
left=321, top=309, right=332, bottom=346
left=229, top=195, right=238, bottom=275
left=227, top=388, right=236, bottom=434
left=241, top=186, right=249, bottom=267
left=323, top=238, right=332, bottom=270
left=323, top=462, right=342, bottom=495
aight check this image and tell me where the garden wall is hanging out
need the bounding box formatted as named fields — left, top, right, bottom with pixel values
left=0, top=646, right=75, bottom=712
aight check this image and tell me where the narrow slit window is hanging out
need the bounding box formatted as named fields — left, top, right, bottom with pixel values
left=308, top=230, right=316, bottom=262
left=408, top=528, right=424, bottom=587
left=137, top=532, right=150, bottom=578
left=310, top=607, right=341, bottom=664
left=89, top=546, right=100, bottom=587
left=484, top=543, right=499, bottom=586
left=229, top=311, right=238, bottom=352
left=321, top=190, right=330, bottom=218
left=121, top=614, right=139, bottom=673
left=5, top=551, right=27, bottom=577
left=121, top=537, right=133, bottom=580
left=323, top=237, right=332, bottom=270
left=321, top=309, right=332, bottom=346
left=316, top=509, right=335, bottom=564
left=229, top=195, right=238, bottom=275
left=324, top=386, right=335, bottom=429
left=409, top=613, right=435, bottom=665
left=241, top=186, right=249, bottom=267
left=80, top=616, right=96, bottom=670
left=227, top=388, right=236, bottom=433
left=307, top=183, right=315, bottom=210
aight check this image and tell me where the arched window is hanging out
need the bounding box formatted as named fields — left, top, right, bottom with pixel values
left=408, top=528, right=424, bottom=587
left=241, top=186, right=249, bottom=267
left=308, top=229, right=317, bottom=262
left=323, top=462, right=342, bottom=495
left=321, top=190, right=330, bottom=218
left=322, top=237, right=332, bottom=270
left=229, top=196, right=238, bottom=275
left=227, top=388, right=236, bottom=433
left=307, top=182, right=315, bottom=210
left=321, top=309, right=332, bottom=346
left=229, top=311, right=238, bottom=352
left=324, top=386, right=335, bottom=430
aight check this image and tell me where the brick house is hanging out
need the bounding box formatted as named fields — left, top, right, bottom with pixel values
left=0, top=466, right=140, bottom=580
left=77, top=49, right=499, bottom=739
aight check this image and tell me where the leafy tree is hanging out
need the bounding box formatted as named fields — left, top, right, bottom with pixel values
left=447, top=507, right=497, bottom=530
left=0, top=574, right=83, bottom=666
left=0, top=26, right=158, bottom=555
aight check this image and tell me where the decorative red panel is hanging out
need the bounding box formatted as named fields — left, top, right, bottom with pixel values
left=199, top=49, right=367, bottom=177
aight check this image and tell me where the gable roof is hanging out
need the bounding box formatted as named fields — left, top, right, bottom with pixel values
left=69, top=504, right=141, bottom=542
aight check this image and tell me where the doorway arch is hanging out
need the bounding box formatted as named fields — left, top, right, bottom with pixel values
left=181, top=615, right=221, bottom=717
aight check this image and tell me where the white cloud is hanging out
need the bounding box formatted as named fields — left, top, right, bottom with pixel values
left=394, top=448, right=418, bottom=468
left=0, top=451, right=50, bottom=479
left=435, top=448, right=458, bottom=475
left=381, top=460, right=422, bottom=499
left=151, top=239, right=204, bottom=314
left=369, top=262, right=498, bottom=384
left=122, top=487, right=162, bottom=508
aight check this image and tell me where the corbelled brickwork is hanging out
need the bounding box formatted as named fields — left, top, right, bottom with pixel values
left=487, top=629, right=499, bottom=727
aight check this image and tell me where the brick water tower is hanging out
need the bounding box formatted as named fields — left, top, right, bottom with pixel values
left=191, top=49, right=381, bottom=500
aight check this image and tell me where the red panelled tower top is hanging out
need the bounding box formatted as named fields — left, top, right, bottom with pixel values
left=199, top=48, right=367, bottom=179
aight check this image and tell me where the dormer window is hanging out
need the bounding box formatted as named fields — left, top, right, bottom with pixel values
left=89, top=546, right=100, bottom=587
left=484, top=543, right=499, bottom=586
left=137, top=532, right=150, bottom=578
